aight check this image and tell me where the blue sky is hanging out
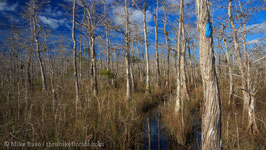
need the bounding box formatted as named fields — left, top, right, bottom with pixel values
left=0, top=0, right=265, bottom=57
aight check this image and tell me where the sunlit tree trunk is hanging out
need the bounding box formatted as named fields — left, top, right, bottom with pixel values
left=222, top=38, right=234, bottom=105
left=237, top=0, right=258, bottom=134
left=187, top=40, right=194, bottom=86
left=143, top=0, right=150, bottom=95
left=162, top=6, right=170, bottom=91
left=228, top=0, right=249, bottom=116
left=125, top=0, right=132, bottom=101
left=246, top=61, right=258, bottom=134
left=175, top=0, right=183, bottom=112
left=180, top=11, right=189, bottom=99
left=90, top=36, right=98, bottom=96
left=195, top=0, right=222, bottom=149
left=32, top=0, right=47, bottom=92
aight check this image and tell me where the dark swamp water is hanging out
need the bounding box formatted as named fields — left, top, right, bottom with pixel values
left=142, top=103, right=201, bottom=150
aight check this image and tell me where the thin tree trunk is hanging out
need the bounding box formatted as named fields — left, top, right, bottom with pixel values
left=237, top=0, right=258, bottom=134
left=163, top=7, right=170, bottom=91
left=195, top=0, right=222, bottom=149
left=143, top=0, right=150, bottom=95
left=32, top=1, right=46, bottom=92
left=90, top=36, right=98, bottom=96
left=72, top=0, right=80, bottom=118
left=222, top=38, right=234, bottom=105
left=79, top=36, right=82, bottom=79
left=180, top=15, right=189, bottom=99
left=228, top=0, right=249, bottom=116
left=130, top=60, right=135, bottom=91
left=125, top=0, right=132, bottom=101
left=105, top=4, right=111, bottom=86
left=187, top=40, right=194, bottom=86
left=155, top=0, right=161, bottom=88
left=175, top=0, right=183, bottom=112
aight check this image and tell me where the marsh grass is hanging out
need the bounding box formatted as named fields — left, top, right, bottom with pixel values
left=0, top=78, right=150, bottom=149
left=0, top=76, right=265, bottom=149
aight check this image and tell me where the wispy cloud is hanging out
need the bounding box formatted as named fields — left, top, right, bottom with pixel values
left=240, top=22, right=266, bottom=35
left=44, top=6, right=63, bottom=17
left=112, top=7, right=153, bottom=33
left=247, top=39, right=259, bottom=45
left=247, top=37, right=265, bottom=45
left=0, top=1, right=18, bottom=12
left=38, top=15, right=66, bottom=29
left=167, top=0, right=193, bottom=5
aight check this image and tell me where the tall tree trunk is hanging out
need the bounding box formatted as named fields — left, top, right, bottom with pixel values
left=237, top=0, right=258, bottom=134
left=32, top=0, right=46, bottom=92
left=125, top=0, right=132, bottom=101
left=79, top=36, right=83, bottom=79
left=246, top=61, right=258, bottom=134
left=130, top=62, right=135, bottom=91
left=106, top=27, right=111, bottom=86
left=90, top=36, right=98, bottom=96
left=72, top=0, right=80, bottom=118
left=187, top=40, right=194, bottom=86
left=222, top=38, right=234, bottom=105
left=195, top=0, right=222, bottom=149
left=175, top=0, right=183, bottom=112
left=143, top=0, right=150, bottom=95
left=163, top=7, right=170, bottom=91
left=155, top=0, right=161, bottom=88
left=105, top=4, right=111, bottom=86
left=180, top=15, right=189, bottom=99
left=228, top=0, right=249, bottom=116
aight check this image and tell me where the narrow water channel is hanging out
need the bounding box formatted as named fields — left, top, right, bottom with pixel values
left=143, top=108, right=168, bottom=150
left=142, top=103, right=202, bottom=150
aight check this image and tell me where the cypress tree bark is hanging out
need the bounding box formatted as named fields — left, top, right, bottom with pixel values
left=195, top=0, right=222, bottom=149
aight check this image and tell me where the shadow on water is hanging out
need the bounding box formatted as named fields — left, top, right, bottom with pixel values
left=142, top=101, right=202, bottom=150
left=143, top=108, right=168, bottom=150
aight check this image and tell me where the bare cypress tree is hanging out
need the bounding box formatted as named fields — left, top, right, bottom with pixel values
left=224, top=38, right=234, bottom=105
left=195, top=0, right=222, bottom=149
left=72, top=0, right=80, bottom=119
left=28, top=0, right=47, bottom=92
left=175, top=0, right=183, bottom=112
left=228, top=0, right=249, bottom=116
left=154, top=0, right=161, bottom=88
left=79, top=0, right=98, bottom=96
left=103, top=1, right=111, bottom=86
left=162, top=5, right=170, bottom=91
left=218, top=29, right=234, bottom=106
left=143, top=0, right=150, bottom=95
left=132, top=0, right=150, bottom=95
left=238, top=0, right=260, bottom=134
left=125, top=0, right=132, bottom=101
left=180, top=11, right=189, bottom=99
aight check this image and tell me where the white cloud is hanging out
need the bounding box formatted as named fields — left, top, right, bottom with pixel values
left=247, top=39, right=259, bottom=45
left=0, top=1, right=18, bottom=12
left=241, top=22, right=266, bottom=35
left=112, top=7, right=153, bottom=33
left=247, top=38, right=265, bottom=45
left=44, top=7, right=63, bottom=17
left=38, top=15, right=66, bottom=29
left=167, top=0, right=193, bottom=5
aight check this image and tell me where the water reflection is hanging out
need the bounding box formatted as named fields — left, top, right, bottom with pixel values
left=143, top=108, right=168, bottom=150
